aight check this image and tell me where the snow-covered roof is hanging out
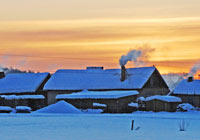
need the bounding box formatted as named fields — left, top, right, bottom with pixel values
left=56, top=90, right=138, bottom=99
left=0, top=95, right=45, bottom=100
left=146, top=95, right=182, bottom=102
left=0, top=73, right=49, bottom=94
left=16, top=106, right=32, bottom=111
left=173, top=79, right=200, bottom=95
left=44, top=67, right=156, bottom=91
left=136, top=96, right=146, bottom=102
left=0, top=106, right=13, bottom=111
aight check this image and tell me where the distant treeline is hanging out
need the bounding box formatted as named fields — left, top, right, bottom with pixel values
left=0, top=66, right=34, bottom=74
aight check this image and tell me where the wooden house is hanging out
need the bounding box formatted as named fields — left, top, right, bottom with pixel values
left=0, top=72, right=51, bottom=109
left=146, top=95, right=182, bottom=112
left=56, top=90, right=138, bottom=113
left=44, top=66, right=169, bottom=105
left=172, top=77, right=200, bottom=107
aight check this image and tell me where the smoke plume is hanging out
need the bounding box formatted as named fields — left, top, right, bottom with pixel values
left=119, top=45, right=155, bottom=66
left=119, top=50, right=142, bottom=66
left=162, top=73, right=184, bottom=91
left=188, top=62, right=200, bottom=77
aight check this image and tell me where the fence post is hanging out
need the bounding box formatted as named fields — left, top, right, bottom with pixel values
left=131, top=120, right=134, bottom=131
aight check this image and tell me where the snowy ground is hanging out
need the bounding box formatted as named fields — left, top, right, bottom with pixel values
left=0, top=112, right=200, bottom=140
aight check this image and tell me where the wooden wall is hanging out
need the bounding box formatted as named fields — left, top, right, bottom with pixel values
left=0, top=98, right=46, bottom=111
left=57, top=95, right=137, bottom=113
left=146, top=100, right=180, bottom=112
left=140, top=69, right=170, bottom=97
left=173, top=94, right=200, bottom=107
left=45, top=90, right=77, bottom=105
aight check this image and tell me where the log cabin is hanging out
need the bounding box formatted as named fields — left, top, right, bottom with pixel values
left=44, top=66, right=170, bottom=105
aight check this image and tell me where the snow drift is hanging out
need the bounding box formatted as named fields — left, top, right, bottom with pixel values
left=177, top=103, right=195, bottom=112
left=34, top=100, right=81, bottom=114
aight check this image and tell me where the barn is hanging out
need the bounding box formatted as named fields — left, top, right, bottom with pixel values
left=0, top=72, right=50, bottom=110
left=56, top=90, right=138, bottom=113
left=172, top=77, right=200, bottom=107
left=44, top=66, right=169, bottom=105
left=146, top=95, right=182, bottom=112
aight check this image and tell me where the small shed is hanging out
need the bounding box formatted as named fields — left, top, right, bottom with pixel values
left=56, top=90, right=139, bottom=113
left=172, top=78, right=200, bottom=107
left=15, top=106, right=32, bottom=113
left=0, top=106, right=13, bottom=113
left=146, top=95, right=182, bottom=112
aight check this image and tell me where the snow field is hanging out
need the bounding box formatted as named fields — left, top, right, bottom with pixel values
left=0, top=112, right=200, bottom=140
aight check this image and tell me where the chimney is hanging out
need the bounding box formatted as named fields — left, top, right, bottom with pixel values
left=121, top=65, right=127, bottom=82
left=187, top=76, right=193, bottom=82
left=0, top=72, right=5, bottom=79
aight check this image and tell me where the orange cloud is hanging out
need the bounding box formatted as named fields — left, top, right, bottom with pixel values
left=0, top=17, right=200, bottom=73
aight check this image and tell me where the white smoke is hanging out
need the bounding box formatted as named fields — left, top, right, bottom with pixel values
left=119, top=45, right=155, bottom=66
left=162, top=73, right=184, bottom=91
left=188, top=62, right=200, bottom=77
left=119, top=50, right=142, bottom=66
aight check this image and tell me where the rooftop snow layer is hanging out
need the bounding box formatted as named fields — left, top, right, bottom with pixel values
left=0, top=73, right=49, bottom=94
left=93, top=103, right=107, bottom=107
left=146, top=95, right=182, bottom=102
left=0, top=106, right=13, bottom=111
left=128, top=102, right=139, bottom=108
left=173, top=79, right=200, bottom=95
left=44, top=67, right=156, bottom=90
left=0, top=95, right=45, bottom=100
left=34, top=100, right=81, bottom=114
left=56, top=90, right=138, bottom=99
left=16, top=106, right=32, bottom=111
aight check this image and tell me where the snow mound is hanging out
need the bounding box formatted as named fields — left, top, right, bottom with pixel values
left=34, top=100, right=81, bottom=114
left=177, top=103, right=195, bottom=112
left=128, top=102, right=139, bottom=108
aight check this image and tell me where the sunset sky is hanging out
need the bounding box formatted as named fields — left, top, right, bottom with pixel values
left=0, top=0, right=200, bottom=74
